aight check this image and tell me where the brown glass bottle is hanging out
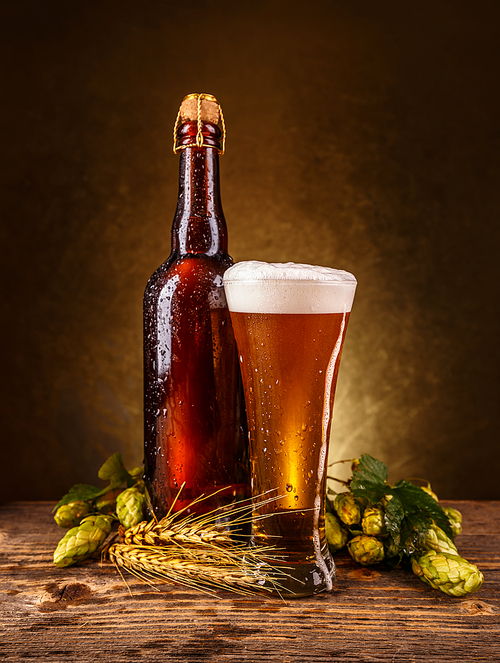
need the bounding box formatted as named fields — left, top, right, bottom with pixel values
left=143, top=95, right=249, bottom=519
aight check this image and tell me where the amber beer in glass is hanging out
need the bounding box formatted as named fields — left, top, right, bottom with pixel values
left=224, top=261, right=356, bottom=596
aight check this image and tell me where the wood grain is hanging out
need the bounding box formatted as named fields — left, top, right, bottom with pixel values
left=1, top=501, right=499, bottom=662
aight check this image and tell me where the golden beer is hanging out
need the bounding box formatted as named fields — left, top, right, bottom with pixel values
left=224, top=261, right=356, bottom=596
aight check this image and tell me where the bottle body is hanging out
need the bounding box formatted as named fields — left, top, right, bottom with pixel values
left=144, top=253, right=248, bottom=517
left=143, top=111, right=249, bottom=519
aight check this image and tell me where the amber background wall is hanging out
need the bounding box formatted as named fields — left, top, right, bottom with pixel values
left=1, top=0, right=499, bottom=503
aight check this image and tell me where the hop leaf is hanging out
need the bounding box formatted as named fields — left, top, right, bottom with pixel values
left=98, top=453, right=133, bottom=489
left=350, top=454, right=389, bottom=504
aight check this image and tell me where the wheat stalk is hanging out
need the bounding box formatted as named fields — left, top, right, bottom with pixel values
left=109, top=488, right=290, bottom=596
left=122, top=518, right=237, bottom=548
left=109, top=543, right=284, bottom=596
left=121, top=489, right=285, bottom=561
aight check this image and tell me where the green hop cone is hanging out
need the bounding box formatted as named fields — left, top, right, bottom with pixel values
left=443, top=507, right=462, bottom=537
left=361, top=505, right=387, bottom=538
left=116, top=487, right=145, bottom=530
left=325, top=512, right=349, bottom=552
left=54, top=501, right=92, bottom=528
left=53, top=514, right=113, bottom=568
left=333, top=492, right=362, bottom=526
left=421, top=522, right=458, bottom=555
left=348, top=535, right=385, bottom=566
left=411, top=550, right=483, bottom=597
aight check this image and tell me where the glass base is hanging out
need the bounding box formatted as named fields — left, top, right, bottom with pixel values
left=250, top=533, right=336, bottom=598
left=267, top=552, right=336, bottom=598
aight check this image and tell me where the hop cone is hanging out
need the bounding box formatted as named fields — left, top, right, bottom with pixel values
left=116, top=487, right=145, bottom=530
left=421, top=523, right=458, bottom=555
left=325, top=512, right=349, bottom=552
left=333, top=492, right=362, bottom=526
left=443, top=507, right=462, bottom=537
left=53, top=515, right=112, bottom=568
left=362, top=506, right=387, bottom=538
left=411, top=550, right=483, bottom=597
left=54, top=501, right=92, bottom=529
left=348, top=535, right=385, bottom=566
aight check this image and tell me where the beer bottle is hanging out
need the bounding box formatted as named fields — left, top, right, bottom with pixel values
left=143, top=94, right=249, bottom=519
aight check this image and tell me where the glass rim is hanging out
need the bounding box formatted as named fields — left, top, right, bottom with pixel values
left=223, top=278, right=357, bottom=286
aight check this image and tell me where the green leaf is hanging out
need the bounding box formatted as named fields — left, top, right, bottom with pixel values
left=350, top=454, right=389, bottom=504
left=352, top=454, right=389, bottom=484
left=383, top=493, right=404, bottom=549
left=98, top=452, right=131, bottom=489
left=382, top=480, right=453, bottom=556
left=52, top=484, right=101, bottom=512
left=393, top=480, right=453, bottom=539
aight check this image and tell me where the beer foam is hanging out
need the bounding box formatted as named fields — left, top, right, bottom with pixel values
left=223, top=261, right=357, bottom=314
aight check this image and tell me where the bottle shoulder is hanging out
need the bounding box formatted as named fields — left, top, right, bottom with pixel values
left=144, top=253, right=233, bottom=303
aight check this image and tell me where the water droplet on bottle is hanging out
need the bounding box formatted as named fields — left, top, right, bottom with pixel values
left=286, top=483, right=293, bottom=492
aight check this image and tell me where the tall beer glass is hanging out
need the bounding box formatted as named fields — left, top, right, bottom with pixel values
left=223, top=261, right=357, bottom=596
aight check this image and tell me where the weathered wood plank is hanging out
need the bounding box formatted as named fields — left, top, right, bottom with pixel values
left=0, top=501, right=498, bottom=662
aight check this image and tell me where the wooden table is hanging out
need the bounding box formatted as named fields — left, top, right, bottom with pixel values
left=1, top=501, right=498, bottom=662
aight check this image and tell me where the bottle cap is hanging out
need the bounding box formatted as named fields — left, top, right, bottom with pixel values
left=173, top=93, right=226, bottom=155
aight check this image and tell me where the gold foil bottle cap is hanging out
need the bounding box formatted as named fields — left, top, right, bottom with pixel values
left=173, top=93, right=225, bottom=155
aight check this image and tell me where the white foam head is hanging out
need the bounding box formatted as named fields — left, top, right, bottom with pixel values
left=223, top=261, right=357, bottom=314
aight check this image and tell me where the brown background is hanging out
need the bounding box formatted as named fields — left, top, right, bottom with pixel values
left=1, top=0, right=499, bottom=503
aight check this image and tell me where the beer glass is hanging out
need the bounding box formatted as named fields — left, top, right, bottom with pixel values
left=223, top=261, right=357, bottom=596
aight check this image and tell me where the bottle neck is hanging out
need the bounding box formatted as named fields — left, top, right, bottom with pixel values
left=172, top=122, right=228, bottom=256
